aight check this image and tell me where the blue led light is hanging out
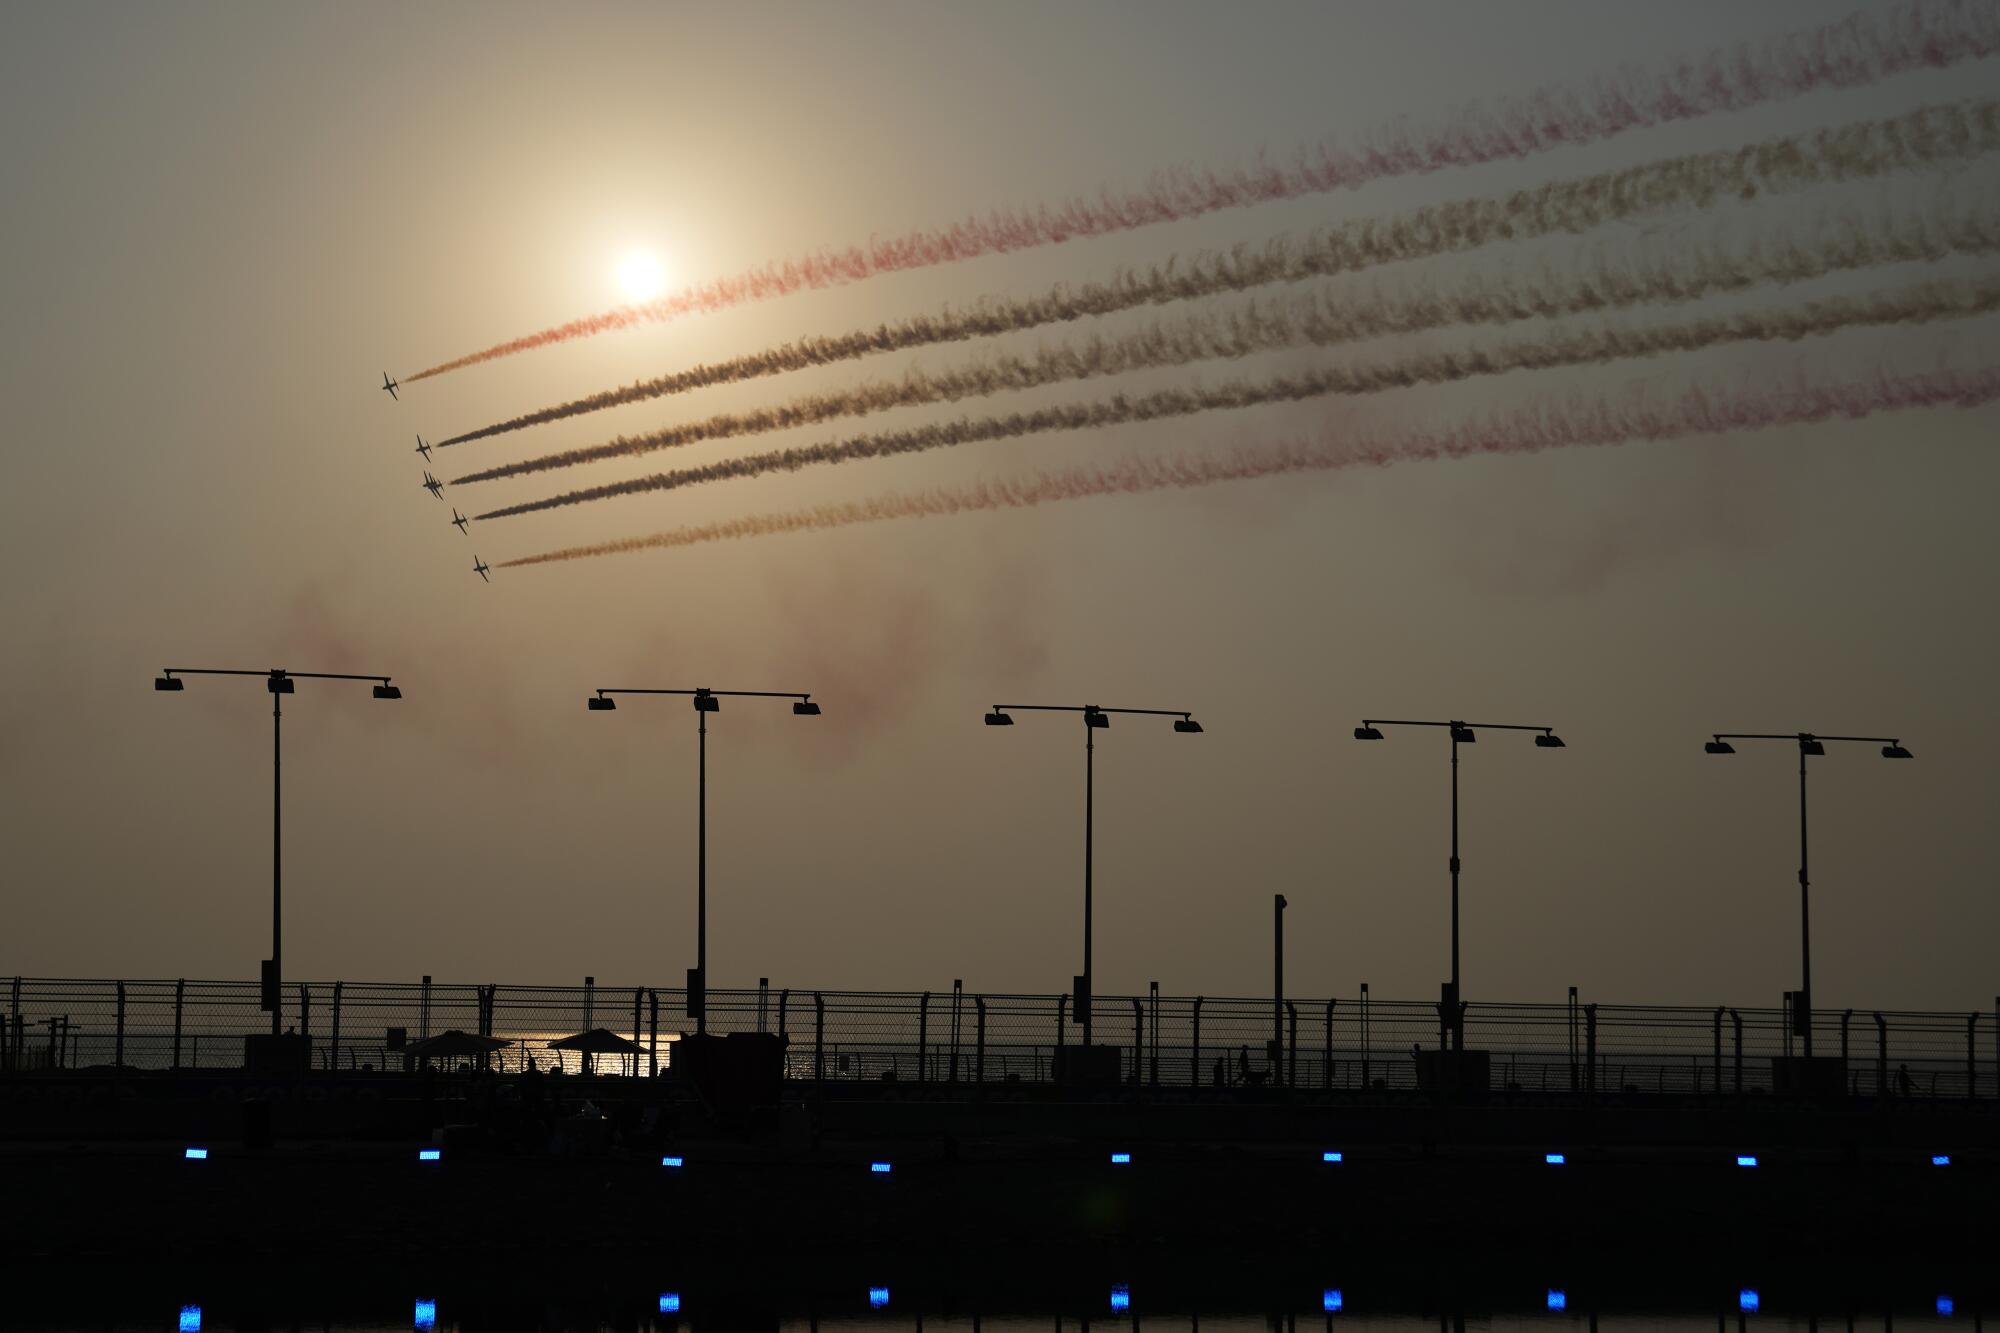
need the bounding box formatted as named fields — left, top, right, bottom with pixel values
left=1110, top=1284, right=1130, bottom=1311
left=1735, top=1155, right=1759, bottom=1168
left=418, top=1149, right=441, bottom=1162
left=868, top=1286, right=890, bottom=1309
left=1544, top=1153, right=1566, bottom=1165
left=1938, top=1296, right=1955, bottom=1317
left=1738, top=1290, right=1759, bottom=1313
left=659, top=1292, right=681, bottom=1313
left=870, top=1161, right=892, bottom=1174
left=1322, top=1151, right=1344, bottom=1163
left=1547, top=1290, right=1567, bottom=1311
left=179, top=1306, right=203, bottom=1333
left=1110, top=1151, right=1132, bottom=1165
left=184, top=1147, right=208, bottom=1161
left=1322, top=1289, right=1343, bottom=1312
left=662, top=1155, right=685, bottom=1168
left=415, top=1299, right=437, bottom=1330
left=1931, top=1154, right=1951, bottom=1166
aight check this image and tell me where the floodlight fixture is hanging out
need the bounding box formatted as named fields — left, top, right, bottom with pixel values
left=983, top=710, right=1014, bottom=726
left=587, top=695, right=616, bottom=711
left=154, top=675, right=184, bottom=692
left=372, top=683, right=402, bottom=700
left=693, top=693, right=720, bottom=713
left=1882, top=743, right=1913, bottom=759
left=266, top=673, right=294, bottom=694
left=1798, top=735, right=1826, bottom=756
left=1448, top=724, right=1476, bottom=744
left=1352, top=725, right=1384, bottom=741
left=1084, top=708, right=1110, bottom=729
left=792, top=699, right=821, bottom=716
left=1174, top=716, right=1204, bottom=734
left=1705, top=739, right=1736, bottom=755
left=1534, top=731, right=1565, bottom=749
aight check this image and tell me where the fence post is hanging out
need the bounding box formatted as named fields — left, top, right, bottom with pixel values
left=298, top=983, right=310, bottom=1049
left=1968, top=1014, right=1980, bottom=1102
left=1730, top=1009, right=1744, bottom=1094
left=114, top=982, right=125, bottom=1072
left=1324, top=1000, right=1336, bottom=1090
left=1873, top=1012, right=1888, bottom=1095
left=1584, top=1004, right=1597, bottom=1093
left=649, top=990, right=660, bottom=1078
left=918, top=991, right=931, bottom=1084
left=1711, top=1007, right=1722, bottom=1096
left=329, top=982, right=342, bottom=1072
left=1131, top=998, right=1144, bottom=1086
left=778, top=989, right=791, bottom=1043
left=757, top=977, right=769, bottom=1032
left=975, top=997, right=987, bottom=1084
left=420, top=974, right=433, bottom=1040
left=1056, top=993, right=1067, bottom=1050
left=950, top=980, right=963, bottom=1084
left=1288, top=996, right=1304, bottom=1088
left=1840, top=1009, right=1853, bottom=1069
left=630, top=989, right=643, bottom=1078
left=813, top=993, right=825, bottom=1090
left=1192, top=996, right=1203, bottom=1088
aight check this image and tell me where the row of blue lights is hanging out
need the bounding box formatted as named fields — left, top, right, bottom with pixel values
left=178, top=1287, right=1965, bottom=1325
left=182, top=1146, right=1964, bottom=1168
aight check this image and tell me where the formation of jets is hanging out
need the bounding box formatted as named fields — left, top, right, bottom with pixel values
left=386, top=372, right=489, bottom=583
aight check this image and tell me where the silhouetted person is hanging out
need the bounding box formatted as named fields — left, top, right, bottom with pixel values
left=1897, top=1063, right=1914, bottom=1096
left=1213, top=1055, right=1228, bottom=1088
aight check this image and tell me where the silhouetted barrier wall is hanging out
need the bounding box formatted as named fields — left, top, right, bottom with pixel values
left=3, top=976, right=1995, bottom=1099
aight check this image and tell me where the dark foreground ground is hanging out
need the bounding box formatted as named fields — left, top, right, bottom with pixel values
left=3, top=1070, right=1993, bottom=1277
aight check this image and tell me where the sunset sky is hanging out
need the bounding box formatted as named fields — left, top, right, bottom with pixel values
left=2, top=1, right=1996, bottom=1012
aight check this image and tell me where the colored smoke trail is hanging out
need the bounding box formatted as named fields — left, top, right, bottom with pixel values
left=406, top=2, right=2000, bottom=383
left=451, top=199, right=2000, bottom=479
left=439, top=100, right=2000, bottom=451
left=498, top=362, right=2000, bottom=567
left=471, top=274, right=2000, bottom=518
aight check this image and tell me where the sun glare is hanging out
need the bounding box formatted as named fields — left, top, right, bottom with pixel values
left=616, top=250, right=666, bottom=302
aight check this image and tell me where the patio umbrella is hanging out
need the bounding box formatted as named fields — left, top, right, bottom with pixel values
left=404, top=1029, right=512, bottom=1059
left=545, top=1028, right=642, bottom=1055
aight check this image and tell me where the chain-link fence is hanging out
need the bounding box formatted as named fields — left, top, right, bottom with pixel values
left=2, top=976, right=1994, bottom=1098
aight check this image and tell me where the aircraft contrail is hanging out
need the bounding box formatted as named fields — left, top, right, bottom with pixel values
left=450, top=199, right=2000, bottom=480
left=438, top=101, right=2000, bottom=450
left=497, top=362, right=2000, bottom=567
left=404, top=1, right=2000, bottom=383
left=470, top=274, right=2000, bottom=519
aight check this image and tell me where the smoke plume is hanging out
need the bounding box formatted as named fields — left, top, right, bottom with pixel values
left=405, top=3, right=2000, bottom=383
left=450, top=200, right=2000, bottom=478
left=440, top=100, right=2000, bottom=453
left=472, top=274, right=2000, bottom=519
left=498, top=362, right=2000, bottom=567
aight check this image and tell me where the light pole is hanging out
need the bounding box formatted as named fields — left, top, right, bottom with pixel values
left=984, top=702, right=1204, bottom=1051
left=154, top=666, right=403, bottom=1035
left=1353, top=717, right=1564, bottom=1048
left=1702, top=730, right=1912, bottom=1058
left=588, top=685, right=820, bottom=1034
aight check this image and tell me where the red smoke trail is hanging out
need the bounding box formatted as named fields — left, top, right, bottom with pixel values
left=406, top=1, right=2000, bottom=384
left=467, top=273, right=2000, bottom=516
left=436, top=107, right=2000, bottom=452
left=498, top=362, right=2000, bottom=567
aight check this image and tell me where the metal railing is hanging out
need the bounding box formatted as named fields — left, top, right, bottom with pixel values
left=2, top=976, right=1994, bottom=1099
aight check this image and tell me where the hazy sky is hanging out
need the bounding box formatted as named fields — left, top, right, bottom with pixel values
left=2, top=2, right=1996, bottom=1012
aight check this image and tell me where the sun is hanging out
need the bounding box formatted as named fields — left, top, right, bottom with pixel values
left=616, top=250, right=666, bottom=302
